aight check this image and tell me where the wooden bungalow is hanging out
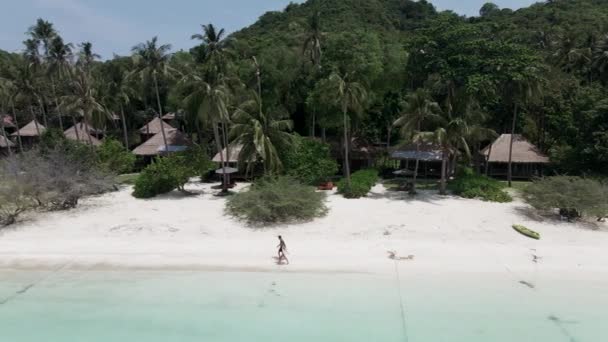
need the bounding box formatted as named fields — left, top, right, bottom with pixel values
left=64, top=123, right=103, bottom=146
left=481, top=134, right=550, bottom=179
left=329, top=138, right=384, bottom=172
left=10, top=120, right=46, bottom=147
left=138, top=117, right=174, bottom=142
left=390, top=142, right=447, bottom=178
left=133, top=129, right=191, bottom=160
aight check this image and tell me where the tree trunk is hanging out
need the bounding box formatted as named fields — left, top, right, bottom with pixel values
left=440, top=148, right=448, bottom=195
left=321, top=127, right=326, bottom=143
left=51, top=76, right=64, bottom=131
left=38, top=98, right=48, bottom=128
left=10, top=99, right=23, bottom=152
left=343, top=108, right=351, bottom=187
left=311, top=109, right=316, bottom=138
left=386, top=125, right=392, bottom=148
left=412, top=120, right=422, bottom=193
left=83, top=114, right=94, bottom=147
left=485, top=142, right=493, bottom=176
left=196, top=120, right=203, bottom=144
left=153, top=74, right=169, bottom=152
left=213, top=122, right=228, bottom=193
left=30, top=105, right=41, bottom=136
left=221, top=119, right=231, bottom=184
left=1, top=126, right=12, bottom=156
left=119, top=103, right=129, bottom=151
left=508, top=103, right=518, bottom=187
left=72, top=114, right=81, bottom=142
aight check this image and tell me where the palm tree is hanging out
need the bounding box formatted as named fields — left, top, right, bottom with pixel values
left=77, top=42, right=100, bottom=73
left=131, top=37, right=173, bottom=152
left=61, top=66, right=109, bottom=146
left=303, top=11, right=323, bottom=67
left=47, top=36, right=73, bottom=131
left=327, top=72, right=367, bottom=186
left=28, top=18, right=57, bottom=57
left=231, top=58, right=293, bottom=174
left=504, top=67, right=543, bottom=187
left=9, top=57, right=43, bottom=136
left=106, top=64, right=135, bottom=151
left=393, top=89, right=442, bottom=193
left=0, top=69, right=23, bottom=152
left=419, top=112, right=473, bottom=195
left=593, top=34, right=608, bottom=84
left=182, top=70, right=232, bottom=192
left=191, top=23, right=228, bottom=74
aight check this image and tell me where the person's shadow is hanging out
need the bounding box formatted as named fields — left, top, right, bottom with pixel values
left=272, top=256, right=289, bottom=265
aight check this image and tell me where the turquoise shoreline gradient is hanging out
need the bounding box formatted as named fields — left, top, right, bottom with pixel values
left=0, top=269, right=605, bottom=342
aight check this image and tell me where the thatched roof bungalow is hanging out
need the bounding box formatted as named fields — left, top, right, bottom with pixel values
left=11, top=120, right=45, bottom=137
left=481, top=134, right=549, bottom=178
left=139, top=118, right=174, bottom=137
left=133, top=129, right=190, bottom=157
left=64, top=123, right=103, bottom=146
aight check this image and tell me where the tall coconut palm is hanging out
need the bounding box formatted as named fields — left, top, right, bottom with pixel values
left=230, top=58, right=293, bottom=174
left=9, top=57, right=43, bottom=136
left=105, top=64, right=135, bottom=151
left=77, top=42, right=100, bottom=73
left=0, top=69, right=23, bottom=152
left=47, top=36, right=73, bottom=131
left=28, top=18, right=57, bottom=57
left=182, top=71, right=232, bottom=192
left=302, top=11, right=323, bottom=67
left=393, top=89, right=442, bottom=193
left=593, top=34, right=608, bottom=84
left=131, top=37, right=173, bottom=152
left=61, top=66, right=109, bottom=146
left=327, top=72, right=367, bottom=186
left=191, top=23, right=228, bottom=74
left=504, top=67, right=543, bottom=187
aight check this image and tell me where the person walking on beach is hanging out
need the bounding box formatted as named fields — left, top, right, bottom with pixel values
left=277, top=235, right=289, bottom=265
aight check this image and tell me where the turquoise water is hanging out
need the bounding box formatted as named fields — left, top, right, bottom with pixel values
left=0, top=268, right=605, bottom=341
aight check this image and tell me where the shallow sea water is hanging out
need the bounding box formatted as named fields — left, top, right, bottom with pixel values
left=0, top=268, right=605, bottom=342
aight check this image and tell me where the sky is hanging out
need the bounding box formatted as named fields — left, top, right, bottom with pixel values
left=0, top=0, right=539, bottom=59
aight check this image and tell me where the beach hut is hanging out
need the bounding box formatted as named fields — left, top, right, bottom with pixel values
left=390, top=142, right=446, bottom=178
left=132, top=129, right=191, bottom=160
left=481, top=134, right=550, bottom=179
left=10, top=120, right=46, bottom=147
left=138, top=117, right=174, bottom=142
left=64, top=123, right=103, bottom=146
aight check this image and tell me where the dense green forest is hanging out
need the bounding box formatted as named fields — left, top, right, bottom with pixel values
left=1, top=0, right=608, bottom=180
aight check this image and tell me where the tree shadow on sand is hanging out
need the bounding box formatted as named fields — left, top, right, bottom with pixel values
left=366, top=187, right=446, bottom=205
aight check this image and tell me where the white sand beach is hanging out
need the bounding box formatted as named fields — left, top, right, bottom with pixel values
left=1, top=181, right=606, bottom=280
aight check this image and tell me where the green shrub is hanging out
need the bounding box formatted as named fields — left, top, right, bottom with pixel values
left=449, top=171, right=512, bottom=203
left=132, top=146, right=215, bottom=198
left=523, top=176, right=608, bottom=221
left=338, top=169, right=379, bottom=198
left=97, top=139, right=136, bottom=174
left=282, top=136, right=338, bottom=185
left=226, top=176, right=328, bottom=225
left=132, top=158, right=179, bottom=198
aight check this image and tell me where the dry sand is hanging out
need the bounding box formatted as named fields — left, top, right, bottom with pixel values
left=0, top=182, right=606, bottom=281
